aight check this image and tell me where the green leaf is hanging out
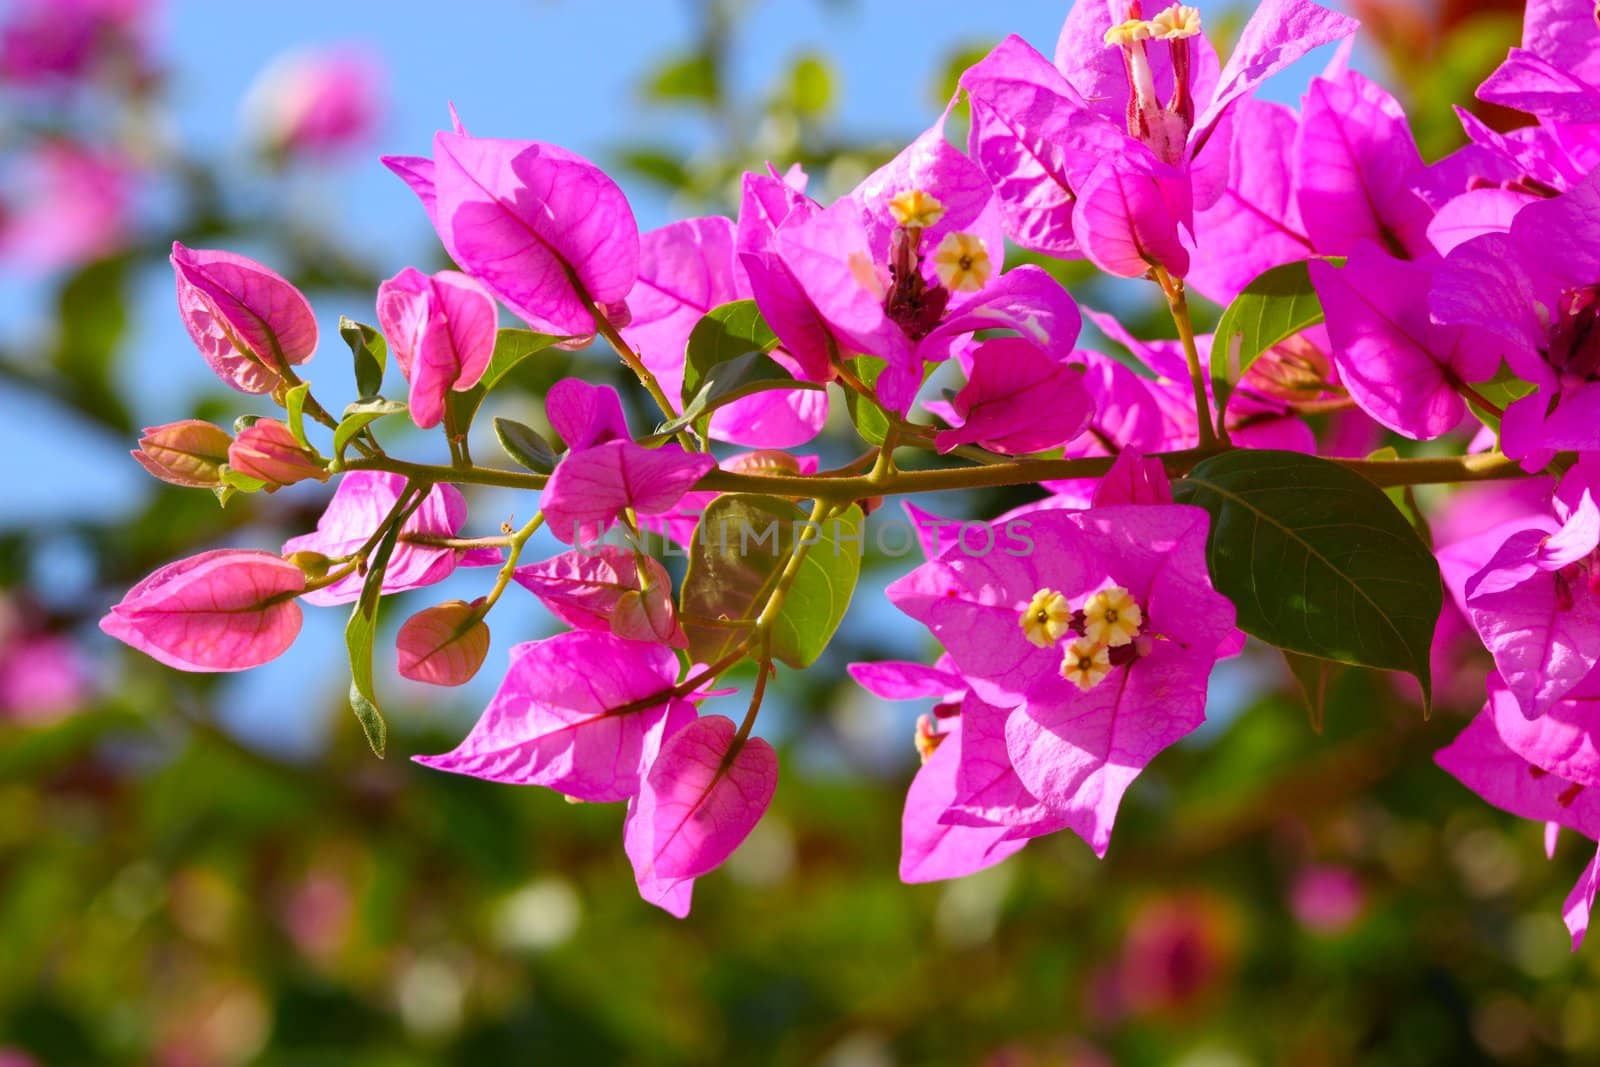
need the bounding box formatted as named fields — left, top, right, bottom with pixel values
left=217, top=464, right=267, bottom=494
left=787, top=53, right=833, bottom=116
left=682, top=300, right=780, bottom=403
left=284, top=382, right=311, bottom=448
left=1210, top=261, right=1325, bottom=414
left=1282, top=650, right=1343, bottom=734
left=650, top=351, right=799, bottom=442
left=344, top=511, right=406, bottom=758
left=1172, top=450, right=1441, bottom=709
left=1468, top=362, right=1537, bottom=432
left=445, top=328, right=564, bottom=434
left=681, top=496, right=864, bottom=669
left=647, top=52, right=718, bottom=104
left=333, top=398, right=407, bottom=462
left=842, top=357, right=892, bottom=446
left=340, top=317, right=388, bottom=400
left=493, top=417, right=559, bottom=473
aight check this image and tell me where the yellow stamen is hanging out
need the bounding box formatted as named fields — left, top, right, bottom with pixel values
left=1149, top=4, right=1202, bottom=39
left=932, top=232, right=992, bottom=293
left=1104, top=18, right=1153, bottom=46
left=1082, top=585, right=1143, bottom=648
left=1061, top=637, right=1112, bottom=692
left=1019, top=588, right=1073, bottom=649
left=888, top=188, right=946, bottom=229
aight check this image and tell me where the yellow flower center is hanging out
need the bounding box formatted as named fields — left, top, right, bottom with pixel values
left=932, top=232, right=992, bottom=293
left=887, top=188, right=946, bottom=229
left=1149, top=4, right=1203, bottom=39
left=1082, top=585, right=1143, bottom=648
left=1019, top=588, right=1072, bottom=649
left=1104, top=18, right=1153, bottom=46
left=1060, top=637, right=1112, bottom=692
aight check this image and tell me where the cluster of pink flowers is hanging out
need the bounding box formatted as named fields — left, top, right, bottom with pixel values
left=99, top=0, right=1600, bottom=933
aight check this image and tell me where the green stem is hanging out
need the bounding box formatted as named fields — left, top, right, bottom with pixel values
left=345, top=447, right=1534, bottom=503
left=1154, top=266, right=1221, bottom=449
left=588, top=300, right=701, bottom=451
left=477, top=513, right=545, bottom=614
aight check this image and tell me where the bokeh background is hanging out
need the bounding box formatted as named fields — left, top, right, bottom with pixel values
left=1, top=1, right=1592, bottom=1064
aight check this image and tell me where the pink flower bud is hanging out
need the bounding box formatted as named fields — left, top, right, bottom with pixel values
left=132, top=419, right=232, bottom=488
left=396, top=599, right=490, bottom=687
left=227, top=418, right=326, bottom=489
left=100, top=549, right=306, bottom=672
left=171, top=242, right=318, bottom=394
left=376, top=267, right=496, bottom=429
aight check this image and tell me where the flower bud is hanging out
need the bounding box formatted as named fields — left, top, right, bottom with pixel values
left=396, top=599, right=490, bottom=687
left=132, top=420, right=233, bottom=488
left=227, top=418, right=327, bottom=489
left=286, top=550, right=332, bottom=580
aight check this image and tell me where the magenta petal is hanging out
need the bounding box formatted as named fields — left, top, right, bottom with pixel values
left=100, top=549, right=304, bottom=673
left=946, top=696, right=1058, bottom=832
left=1479, top=49, right=1600, bottom=125
left=1073, top=153, right=1191, bottom=278
left=1295, top=71, right=1433, bottom=260
left=1487, top=674, right=1600, bottom=791
left=1566, top=844, right=1600, bottom=949
left=541, top=442, right=716, bottom=545
left=847, top=660, right=966, bottom=702
left=430, top=131, right=638, bottom=336
left=640, top=714, right=778, bottom=881
left=283, top=472, right=485, bottom=607
left=900, top=720, right=1028, bottom=883
left=935, top=338, right=1091, bottom=455
left=1425, top=187, right=1535, bottom=255
left=1091, top=448, right=1173, bottom=508
left=1310, top=245, right=1495, bottom=440
left=376, top=267, right=498, bottom=429
left=515, top=546, right=684, bottom=647
left=414, top=632, right=685, bottom=801
left=545, top=378, right=629, bottom=451
left=171, top=242, right=318, bottom=394
left=1436, top=707, right=1600, bottom=839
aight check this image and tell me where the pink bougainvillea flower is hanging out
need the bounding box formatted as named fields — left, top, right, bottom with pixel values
left=1437, top=679, right=1600, bottom=948
left=622, top=701, right=701, bottom=917
left=283, top=471, right=499, bottom=607
left=132, top=420, right=232, bottom=488
left=961, top=0, right=1353, bottom=273
left=626, top=714, right=778, bottom=882
left=1310, top=243, right=1498, bottom=440
left=1433, top=170, right=1600, bottom=466
left=1477, top=0, right=1600, bottom=125
left=514, top=544, right=686, bottom=648
left=376, top=267, right=497, bottom=429
left=241, top=46, right=385, bottom=161
left=0, top=141, right=135, bottom=273
left=100, top=549, right=305, bottom=672
left=537, top=377, right=715, bottom=544
left=395, top=600, right=490, bottom=687
left=900, top=718, right=1030, bottom=883
left=0, top=631, right=90, bottom=723
left=228, top=418, right=327, bottom=489
left=384, top=121, right=638, bottom=338
left=1296, top=68, right=1436, bottom=262
left=622, top=215, right=827, bottom=448
left=736, top=165, right=834, bottom=383
left=1458, top=462, right=1600, bottom=719
left=929, top=337, right=1092, bottom=455
left=888, top=504, right=1235, bottom=856
left=171, top=242, right=318, bottom=395
left=416, top=631, right=695, bottom=802
left=766, top=116, right=1082, bottom=413
left=0, top=0, right=149, bottom=86
left=847, top=658, right=966, bottom=704
left=1092, top=448, right=1174, bottom=508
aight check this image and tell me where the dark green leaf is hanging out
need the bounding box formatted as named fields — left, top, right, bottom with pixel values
left=1211, top=261, right=1325, bottom=414
left=681, top=495, right=864, bottom=669
left=493, top=417, right=559, bottom=473
left=340, top=317, right=388, bottom=400
left=1172, top=450, right=1440, bottom=709
left=651, top=351, right=799, bottom=442
left=445, top=329, right=565, bottom=434
left=1282, top=650, right=1342, bottom=734
left=682, top=300, right=780, bottom=403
